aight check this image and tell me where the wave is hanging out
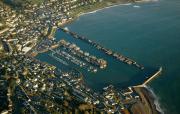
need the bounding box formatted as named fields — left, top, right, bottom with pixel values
left=133, top=5, right=141, bottom=8
left=144, top=85, right=165, bottom=114
left=80, top=10, right=97, bottom=16
left=79, top=0, right=160, bottom=16
left=135, top=0, right=160, bottom=3
left=79, top=3, right=132, bottom=16
left=64, top=27, right=69, bottom=31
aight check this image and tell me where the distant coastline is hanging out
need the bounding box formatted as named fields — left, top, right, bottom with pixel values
left=59, top=0, right=157, bottom=28
left=78, top=3, right=132, bottom=17
left=77, top=0, right=155, bottom=17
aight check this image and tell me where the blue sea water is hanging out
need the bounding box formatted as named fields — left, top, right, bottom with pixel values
left=36, top=0, right=180, bottom=113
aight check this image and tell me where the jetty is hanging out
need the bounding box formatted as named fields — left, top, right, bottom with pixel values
left=59, top=27, right=144, bottom=70
left=49, top=49, right=69, bottom=66
left=49, top=48, right=98, bottom=73
left=133, top=67, right=162, bottom=88
left=59, top=39, right=107, bottom=69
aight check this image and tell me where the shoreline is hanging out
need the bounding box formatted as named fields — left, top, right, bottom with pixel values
left=78, top=0, right=157, bottom=17
left=65, top=0, right=157, bottom=24
left=60, top=0, right=154, bottom=27
left=78, top=3, right=132, bottom=17
left=145, top=86, right=165, bottom=114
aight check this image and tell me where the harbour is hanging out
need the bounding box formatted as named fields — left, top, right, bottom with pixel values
left=2, top=0, right=180, bottom=113
left=36, top=28, right=159, bottom=91
left=35, top=0, right=180, bottom=113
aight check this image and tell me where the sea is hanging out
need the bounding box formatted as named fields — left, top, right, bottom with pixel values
left=36, top=0, right=180, bottom=113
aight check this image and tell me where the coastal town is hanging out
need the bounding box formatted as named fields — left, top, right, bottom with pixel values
left=0, top=0, right=162, bottom=114
left=0, top=54, right=141, bottom=113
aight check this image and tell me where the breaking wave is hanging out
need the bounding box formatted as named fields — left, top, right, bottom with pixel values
left=144, top=85, right=165, bottom=114
left=79, top=3, right=132, bottom=16
left=64, top=27, right=69, bottom=31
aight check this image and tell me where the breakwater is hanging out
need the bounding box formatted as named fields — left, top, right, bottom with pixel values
left=143, top=67, right=162, bottom=85
left=58, top=27, right=144, bottom=70
left=134, top=67, right=162, bottom=87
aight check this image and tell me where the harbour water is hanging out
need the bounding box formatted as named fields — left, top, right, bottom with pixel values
left=36, top=0, right=180, bottom=113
